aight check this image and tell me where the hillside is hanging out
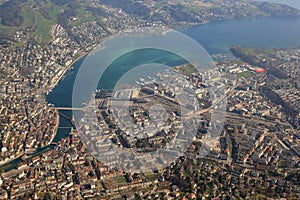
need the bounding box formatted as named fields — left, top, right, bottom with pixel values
left=0, top=0, right=299, bottom=44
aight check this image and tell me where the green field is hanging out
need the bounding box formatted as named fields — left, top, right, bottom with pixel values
left=117, top=176, right=126, bottom=184
left=175, top=64, right=198, bottom=76
left=0, top=0, right=108, bottom=44
left=0, top=0, right=63, bottom=44
left=0, top=23, right=13, bottom=35
left=69, top=3, right=103, bottom=27
left=237, top=70, right=254, bottom=78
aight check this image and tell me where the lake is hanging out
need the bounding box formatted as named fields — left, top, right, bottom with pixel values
left=2, top=15, right=300, bottom=172
left=47, top=16, right=300, bottom=140
left=183, top=17, right=300, bottom=54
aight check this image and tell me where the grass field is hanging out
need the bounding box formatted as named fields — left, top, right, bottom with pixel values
left=237, top=70, right=254, bottom=78
left=181, top=0, right=216, bottom=13
left=144, top=172, right=160, bottom=180
left=117, top=176, right=126, bottom=184
left=69, top=3, right=101, bottom=27
left=0, top=23, right=13, bottom=35
left=0, top=0, right=61, bottom=44
left=0, top=0, right=106, bottom=44
left=35, top=12, right=55, bottom=43
left=175, top=64, right=198, bottom=76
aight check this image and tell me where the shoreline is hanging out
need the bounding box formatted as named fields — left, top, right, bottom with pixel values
left=45, top=14, right=300, bottom=96
left=47, top=51, right=88, bottom=92
left=3, top=15, right=300, bottom=172
left=0, top=50, right=93, bottom=171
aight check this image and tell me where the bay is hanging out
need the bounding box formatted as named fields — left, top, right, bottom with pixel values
left=3, top=16, right=300, bottom=172
left=47, top=16, right=300, bottom=140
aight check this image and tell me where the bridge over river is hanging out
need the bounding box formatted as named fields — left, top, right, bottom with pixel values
left=54, top=107, right=85, bottom=111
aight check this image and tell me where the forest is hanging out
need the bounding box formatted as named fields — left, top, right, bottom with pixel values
left=0, top=0, right=24, bottom=26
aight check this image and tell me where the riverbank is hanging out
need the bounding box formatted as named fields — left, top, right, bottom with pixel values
left=49, top=109, right=60, bottom=145
left=0, top=51, right=85, bottom=171
left=0, top=111, right=59, bottom=172
left=0, top=152, right=24, bottom=169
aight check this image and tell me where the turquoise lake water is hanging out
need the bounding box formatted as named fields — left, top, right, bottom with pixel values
left=47, top=16, right=300, bottom=139
left=3, top=15, right=300, bottom=172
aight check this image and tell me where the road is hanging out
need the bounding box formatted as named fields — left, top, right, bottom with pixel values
left=183, top=81, right=241, bottom=120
